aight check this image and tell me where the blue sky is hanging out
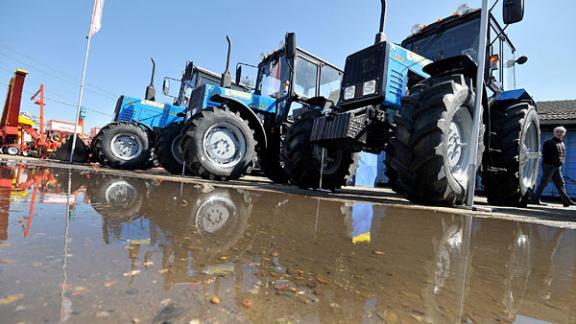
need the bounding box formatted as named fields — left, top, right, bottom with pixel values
left=0, top=0, right=574, bottom=131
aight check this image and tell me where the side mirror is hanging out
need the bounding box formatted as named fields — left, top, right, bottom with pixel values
left=285, top=32, right=297, bottom=60
left=235, top=65, right=242, bottom=86
left=503, top=0, right=524, bottom=25
left=516, top=56, right=528, bottom=65
left=162, top=78, right=170, bottom=96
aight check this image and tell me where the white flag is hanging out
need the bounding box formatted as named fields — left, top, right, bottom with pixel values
left=89, top=0, right=105, bottom=36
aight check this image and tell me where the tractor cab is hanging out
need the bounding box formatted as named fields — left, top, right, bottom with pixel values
left=254, top=47, right=343, bottom=123
left=162, top=62, right=246, bottom=108
left=402, top=6, right=525, bottom=94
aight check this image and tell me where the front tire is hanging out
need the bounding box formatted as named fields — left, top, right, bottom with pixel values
left=392, top=74, right=485, bottom=206
left=181, top=107, right=257, bottom=181
left=483, top=102, right=540, bottom=207
left=95, top=122, right=153, bottom=170
left=283, top=110, right=358, bottom=191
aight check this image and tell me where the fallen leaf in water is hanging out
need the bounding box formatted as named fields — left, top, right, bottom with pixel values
left=0, top=242, right=11, bottom=248
left=123, top=270, right=141, bottom=277
left=59, top=283, right=73, bottom=291
left=242, top=298, right=252, bottom=309
left=0, top=258, right=15, bottom=264
left=271, top=251, right=279, bottom=257
left=95, top=311, right=111, bottom=318
left=104, top=281, right=116, bottom=288
left=218, top=256, right=229, bottom=261
left=32, top=261, right=43, bottom=268
left=210, top=296, right=221, bottom=304
left=74, top=286, right=89, bottom=292
left=372, top=250, right=385, bottom=255
left=315, top=275, right=330, bottom=285
left=0, top=294, right=24, bottom=305
left=159, top=269, right=169, bottom=274
left=143, top=261, right=154, bottom=267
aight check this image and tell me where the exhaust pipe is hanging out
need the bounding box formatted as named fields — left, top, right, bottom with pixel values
left=375, top=0, right=387, bottom=44
left=145, top=58, right=156, bottom=101
left=221, top=36, right=232, bottom=88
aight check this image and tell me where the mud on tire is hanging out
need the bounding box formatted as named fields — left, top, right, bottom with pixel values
left=180, top=107, right=257, bottom=181
left=283, top=110, right=358, bottom=191
left=483, top=102, right=540, bottom=207
left=390, top=74, right=485, bottom=206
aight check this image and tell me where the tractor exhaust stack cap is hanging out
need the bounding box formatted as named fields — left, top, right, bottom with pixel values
left=375, top=0, right=387, bottom=44
left=145, top=58, right=156, bottom=101
left=221, top=35, right=232, bottom=88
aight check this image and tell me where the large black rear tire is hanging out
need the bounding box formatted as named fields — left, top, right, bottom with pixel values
left=283, top=110, right=358, bottom=191
left=94, top=122, right=154, bottom=170
left=180, top=107, right=257, bottom=181
left=483, top=102, right=540, bottom=207
left=155, top=122, right=191, bottom=175
left=391, top=74, right=485, bottom=206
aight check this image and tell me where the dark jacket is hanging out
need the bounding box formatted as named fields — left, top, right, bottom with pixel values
left=542, top=137, right=565, bottom=167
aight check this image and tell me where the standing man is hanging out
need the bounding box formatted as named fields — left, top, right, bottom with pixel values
left=531, top=126, right=575, bottom=207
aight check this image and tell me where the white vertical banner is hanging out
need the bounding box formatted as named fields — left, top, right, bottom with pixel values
left=89, top=0, right=106, bottom=36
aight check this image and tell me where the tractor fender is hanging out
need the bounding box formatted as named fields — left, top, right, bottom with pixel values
left=493, top=89, right=535, bottom=107
left=209, top=94, right=268, bottom=150
left=423, top=55, right=478, bottom=79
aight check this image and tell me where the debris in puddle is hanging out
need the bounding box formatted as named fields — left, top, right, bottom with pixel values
left=132, top=318, right=140, bottom=323
left=123, top=270, right=141, bottom=277
left=271, top=251, right=279, bottom=257
left=0, top=242, right=11, bottom=248
left=315, top=275, right=330, bottom=284
left=104, top=280, right=116, bottom=288
left=158, top=269, right=169, bottom=274
left=0, top=294, right=24, bottom=305
left=31, top=261, right=43, bottom=268
left=0, top=258, right=15, bottom=264
left=95, top=311, right=111, bottom=318
left=201, top=264, right=234, bottom=276
left=372, top=250, right=385, bottom=255
left=242, top=298, right=252, bottom=309
left=14, top=305, right=26, bottom=312
left=153, top=300, right=184, bottom=323
left=210, top=296, right=221, bottom=304
left=218, top=255, right=229, bottom=261
left=143, top=261, right=154, bottom=267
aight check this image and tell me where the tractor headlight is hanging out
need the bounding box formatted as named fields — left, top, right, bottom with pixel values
left=363, top=80, right=377, bottom=96
left=344, top=85, right=356, bottom=100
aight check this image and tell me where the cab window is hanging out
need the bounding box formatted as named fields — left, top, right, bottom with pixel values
left=294, top=57, right=319, bottom=98
left=320, top=65, right=342, bottom=103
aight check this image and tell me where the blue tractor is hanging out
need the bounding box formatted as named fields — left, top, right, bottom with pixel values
left=284, top=0, right=539, bottom=207
left=179, top=34, right=344, bottom=181
left=91, top=59, right=243, bottom=171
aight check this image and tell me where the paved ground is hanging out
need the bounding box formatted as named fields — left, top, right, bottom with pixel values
left=2, top=154, right=575, bottom=229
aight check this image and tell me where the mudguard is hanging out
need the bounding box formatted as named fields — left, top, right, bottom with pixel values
left=210, top=94, right=268, bottom=149
left=423, top=55, right=478, bottom=78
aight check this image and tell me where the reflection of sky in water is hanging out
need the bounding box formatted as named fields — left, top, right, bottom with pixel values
left=351, top=203, right=373, bottom=244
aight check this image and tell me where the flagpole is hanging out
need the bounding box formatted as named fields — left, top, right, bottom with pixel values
left=69, top=32, right=92, bottom=163
left=69, top=0, right=100, bottom=163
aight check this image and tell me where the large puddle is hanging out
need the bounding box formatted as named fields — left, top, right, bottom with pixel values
left=0, top=163, right=575, bottom=323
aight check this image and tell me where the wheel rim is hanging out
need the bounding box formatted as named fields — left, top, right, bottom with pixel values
left=104, top=181, right=137, bottom=208
left=110, top=134, right=143, bottom=161
left=312, top=145, right=344, bottom=175
left=447, top=107, right=472, bottom=185
left=202, top=122, right=246, bottom=167
left=171, top=134, right=184, bottom=165
left=6, top=147, right=19, bottom=155
left=195, top=196, right=236, bottom=235
left=520, top=122, right=539, bottom=188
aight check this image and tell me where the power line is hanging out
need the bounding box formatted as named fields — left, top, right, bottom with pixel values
left=0, top=44, right=120, bottom=98
left=0, top=51, right=118, bottom=100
